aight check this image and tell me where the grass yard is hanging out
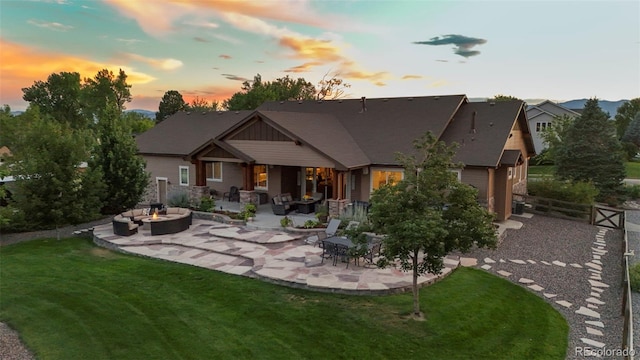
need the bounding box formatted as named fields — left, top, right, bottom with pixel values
left=529, top=162, right=640, bottom=179
left=0, top=238, right=568, bottom=359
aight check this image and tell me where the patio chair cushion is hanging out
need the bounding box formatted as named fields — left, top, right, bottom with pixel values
left=273, top=195, right=283, bottom=205
left=282, top=193, right=293, bottom=203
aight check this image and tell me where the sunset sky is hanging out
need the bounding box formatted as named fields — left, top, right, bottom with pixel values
left=1, top=0, right=638, bottom=112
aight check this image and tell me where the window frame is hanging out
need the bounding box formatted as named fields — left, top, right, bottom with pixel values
left=179, top=166, right=189, bottom=186
left=370, top=168, right=404, bottom=192
left=206, top=161, right=223, bottom=182
left=254, top=164, right=268, bottom=190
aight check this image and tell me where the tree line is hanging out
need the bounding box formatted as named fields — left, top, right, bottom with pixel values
left=0, top=69, right=149, bottom=234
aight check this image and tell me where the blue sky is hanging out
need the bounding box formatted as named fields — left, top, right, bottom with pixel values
left=1, top=0, right=638, bottom=111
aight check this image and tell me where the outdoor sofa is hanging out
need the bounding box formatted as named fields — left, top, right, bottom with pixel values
left=112, top=214, right=139, bottom=236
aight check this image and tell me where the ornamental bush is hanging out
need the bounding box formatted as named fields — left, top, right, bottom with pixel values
left=527, top=179, right=598, bottom=205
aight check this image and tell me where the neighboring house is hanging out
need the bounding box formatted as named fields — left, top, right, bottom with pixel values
left=137, top=95, right=535, bottom=221
left=526, top=100, right=579, bottom=153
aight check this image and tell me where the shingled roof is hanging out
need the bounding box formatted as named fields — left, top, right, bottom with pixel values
left=257, top=95, right=466, bottom=165
left=136, top=111, right=251, bottom=156
left=439, top=101, right=531, bottom=167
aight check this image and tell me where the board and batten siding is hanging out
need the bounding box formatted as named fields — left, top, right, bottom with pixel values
left=226, top=140, right=335, bottom=168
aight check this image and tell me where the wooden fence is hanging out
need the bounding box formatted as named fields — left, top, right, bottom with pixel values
left=513, top=194, right=592, bottom=222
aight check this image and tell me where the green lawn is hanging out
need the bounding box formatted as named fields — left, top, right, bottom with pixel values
left=529, top=163, right=640, bottom=179
left=0, top=238, right=568, bottom=359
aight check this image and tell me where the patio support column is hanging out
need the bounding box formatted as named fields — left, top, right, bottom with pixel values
left=242, top=163, right=254, bottom=190
left=193, top=159, right=206, bottom=186
left=331, top=170, right=338, bottom=199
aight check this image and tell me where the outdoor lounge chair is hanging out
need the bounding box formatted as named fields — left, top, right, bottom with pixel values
left=223, top=186, right=240, bottom=202
left=305, top=218, right=341, bottom=246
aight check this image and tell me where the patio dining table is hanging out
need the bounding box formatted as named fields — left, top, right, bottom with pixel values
left=323, top=236, right=376, bottom=266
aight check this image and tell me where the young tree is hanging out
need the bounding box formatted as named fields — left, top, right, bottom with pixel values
left=156, top=90, right=187, bottom=122
left=539, top=114, right=575, bottom=163
left=22, top=72, right=87, bottom=129
left=555, top=98, right=626, bottom=201
left=9, top=114, right=104, bottom=237
left=92, top=106, right=149, bottom=214
left=368, top=132, right=497, bottom=318
left=615, top=98, right=640, bottom=139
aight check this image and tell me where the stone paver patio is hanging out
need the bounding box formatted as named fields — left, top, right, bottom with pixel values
left=93, top=219, right=459, bottom=294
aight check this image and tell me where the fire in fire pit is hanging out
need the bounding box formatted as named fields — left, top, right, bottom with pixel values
left=152, top=211, right=158, bottom=220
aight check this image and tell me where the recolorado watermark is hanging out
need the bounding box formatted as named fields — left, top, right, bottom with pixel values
left=575, top=346, right=635, bottom=357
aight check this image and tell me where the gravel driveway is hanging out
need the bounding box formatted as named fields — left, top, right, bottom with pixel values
left=456, top=213, right=625, bottom=359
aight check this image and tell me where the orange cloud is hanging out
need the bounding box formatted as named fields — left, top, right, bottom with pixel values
left=402, top=75, right=423, bottom=80
left=279, top=36, right=343, bottom=62
left=0, top=39, right=155, bottom=108
left=219, top=54, right=232, bottom=59
left=284, top=61, right=324, bottom=73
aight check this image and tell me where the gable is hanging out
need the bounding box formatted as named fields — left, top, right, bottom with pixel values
left=229, top=117, right=291, bottom=141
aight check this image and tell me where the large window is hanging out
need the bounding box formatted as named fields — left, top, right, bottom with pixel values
left=371, top=169, right=403, bottom=191
left=206, top=162, right=222, bottom=182
left=254, top=164, right=268, bottom=190
left=179, top=166, right=189, bottom=186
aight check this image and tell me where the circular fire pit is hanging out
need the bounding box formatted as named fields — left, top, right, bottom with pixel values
left=139, top=208, right=192, bottom=235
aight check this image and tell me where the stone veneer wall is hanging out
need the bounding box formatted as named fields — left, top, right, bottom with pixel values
left=239, top=190, right=259, bottom=205
left=327, top=199, right=349, bottom=216
left=139, top=183, right=210, bottom=207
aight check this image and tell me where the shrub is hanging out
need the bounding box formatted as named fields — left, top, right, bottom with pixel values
left=280, top=216, right=293, bottom=228
left=168, top=191, right=191, bottom=208
left=629, top=262, right=640, bottom=292
left=303, top=219, right=319, bottom=229
left=528, top=179, right=598, bottom=205
left=625, top=184, right=640, bottom=200
left=339, top=202, right=370, bottom=225
left=197, top=196, right=215, bottom=212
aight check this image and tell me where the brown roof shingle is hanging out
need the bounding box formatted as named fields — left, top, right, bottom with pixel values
left=136, top=111, right=251, bottom=156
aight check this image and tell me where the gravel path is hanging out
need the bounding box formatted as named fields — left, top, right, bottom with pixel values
left=0, top=323, right=35, bottom=360
left=455, top=214, right=624, bottom=359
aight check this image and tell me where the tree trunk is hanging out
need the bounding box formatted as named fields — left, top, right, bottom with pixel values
left=412, top=250, right=420, bottom=316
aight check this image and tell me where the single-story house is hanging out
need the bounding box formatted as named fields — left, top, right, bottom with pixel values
left=136, top=95, right=535, bottom=221
left=526, top=100, right=579, bottom=153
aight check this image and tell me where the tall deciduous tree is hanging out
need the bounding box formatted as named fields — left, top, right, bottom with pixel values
left=223, top=74, right=317, bottom=110
left=8, top=114, right=104, bottom=236
left=555, top=98, right=626, bottom=201
left=315, top=72, right=351, bottom=100
left=491, top=94, right=522, bottom=102
left=92, top=106, right=149, bottom=214
left=188, top=96, right=219, bottom=112
left=22, top=72, right=87, bottom=129
left=368, top=132, right=497, bottom=318
left=615, top=98, right=640, bottom=139
left=82, top=68, right=132, bottom=119
left=156, top=90, right=187, bottom=122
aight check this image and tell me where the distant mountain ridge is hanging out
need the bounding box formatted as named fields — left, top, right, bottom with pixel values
left=556, top=99, right=628, bottom=118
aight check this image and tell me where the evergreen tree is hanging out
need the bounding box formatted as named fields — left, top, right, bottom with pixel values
left=622, top=112, right=640, bottom=147
left=156, top=90, right=187, bottom=122
left=92, top=106, right=149, bottom=214
left=555, top=98, right=626, bottom=201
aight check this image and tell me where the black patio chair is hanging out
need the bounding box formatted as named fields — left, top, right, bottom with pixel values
left=320, top=240, right=336, bottom=264
left=334, top=244, right=352, bottom=268
left=223, top=186, right=240, bottom=202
